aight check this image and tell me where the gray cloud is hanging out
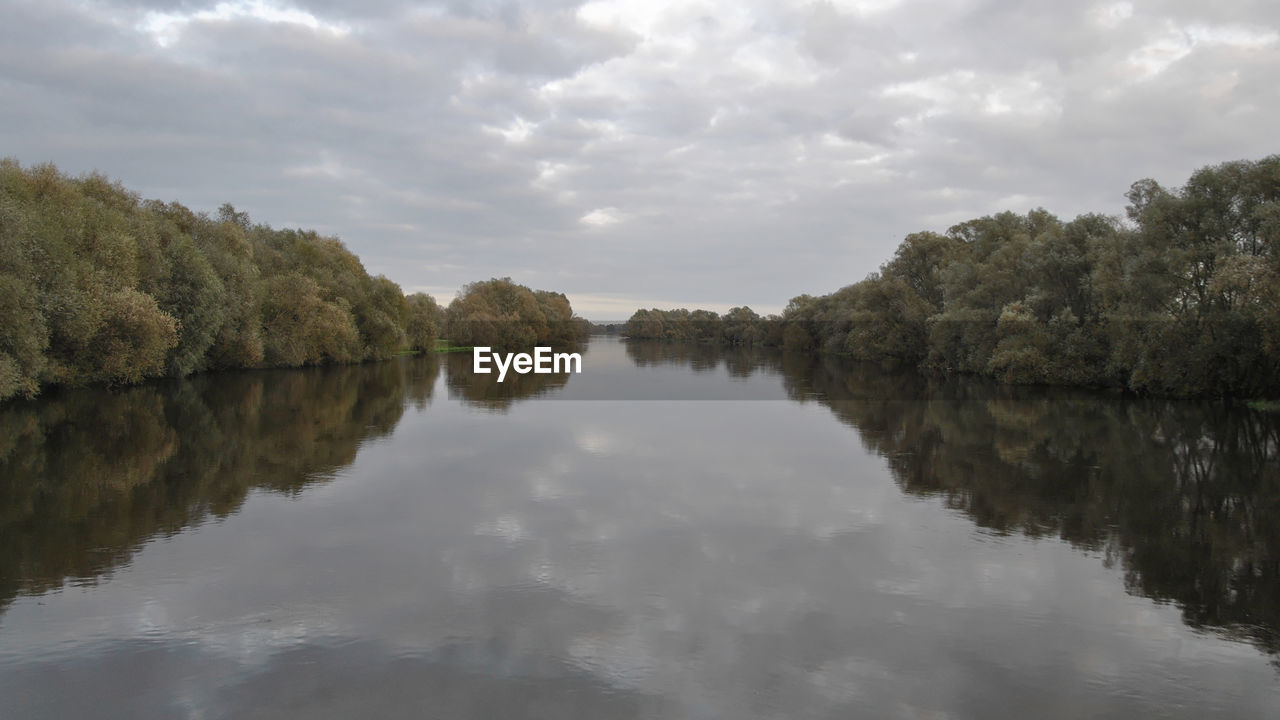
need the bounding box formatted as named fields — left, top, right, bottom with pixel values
left=3, top=0, right=1277, bottom=316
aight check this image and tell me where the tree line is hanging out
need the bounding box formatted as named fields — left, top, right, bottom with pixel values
left=443, top=277, right=590, bottom=351
left=0, top=161, right=586, bottom=401
left=625, top=155, right=1280, bottom=398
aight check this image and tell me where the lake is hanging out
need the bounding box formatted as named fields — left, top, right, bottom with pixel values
left=1, top=335, right=1277, bottom=718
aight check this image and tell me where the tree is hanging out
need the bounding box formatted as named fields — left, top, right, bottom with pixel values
left=445, top=278, right=586, bottom=350
left=404, top=293, right=442, bottom=351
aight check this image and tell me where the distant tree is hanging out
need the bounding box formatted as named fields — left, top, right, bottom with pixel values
left=721, top=306, right=762, bottom=345
left=445, top=278, right=587, bottom=350
left=620, top=155, right=1280, bottom=398
left=356, top=275, right=408, bottom=360
left=404, top=293, right=442, bottom=351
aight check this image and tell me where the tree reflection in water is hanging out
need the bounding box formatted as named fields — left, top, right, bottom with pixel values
left=443, top=351, right=572, bottom=412
left=2, top=339, right=1277, bottom=666
left=0, top=355, right=439, bottom=609
left=619, top=338, right=1280, bottom=660
left=780, top=352, right=1280, bottom=660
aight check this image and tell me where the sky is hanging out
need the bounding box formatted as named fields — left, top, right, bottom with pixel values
left=2, top=0, right=1277, bottom=319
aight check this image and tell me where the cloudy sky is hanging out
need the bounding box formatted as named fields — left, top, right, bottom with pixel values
left=3, top=0, right=1277, bottom=317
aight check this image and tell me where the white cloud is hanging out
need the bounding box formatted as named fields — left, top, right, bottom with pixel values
left=580, top=207, right=627, bottom=227
left=1127, top=20, right=1278, bottom=81
left=1091, top=2, right=1134, bottom=30
left=138, top=1, right=351, bottom=48
left=282, top=152, right=350, bottom=180
left=485, top=115, right=537, bottom=143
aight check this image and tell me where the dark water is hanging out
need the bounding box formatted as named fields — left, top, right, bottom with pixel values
left=2, top=336, right=1278, bottom=718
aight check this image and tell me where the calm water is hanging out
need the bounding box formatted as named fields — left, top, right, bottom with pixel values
left=1, top=336, right=1278, bottom=718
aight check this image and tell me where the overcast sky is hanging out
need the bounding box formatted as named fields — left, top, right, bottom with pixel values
left=3, top=0, right=1277, bottom=318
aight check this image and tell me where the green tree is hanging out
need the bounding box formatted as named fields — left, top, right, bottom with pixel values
left=404, top=292, right=443, bottom=351
left=445, top=278, right=586, bottom=350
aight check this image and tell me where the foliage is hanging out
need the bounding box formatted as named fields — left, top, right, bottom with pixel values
left=405, top=292, right=443, bottom=352
left=623, top=155, right=1280, bottom=397
left=623, top=306, right=783, bottom=346
left=443, top=277, right=588, bottom=351
left=0, top=160, right=452, bottom=400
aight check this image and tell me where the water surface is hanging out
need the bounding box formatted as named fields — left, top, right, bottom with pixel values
left=1, top=336, right=1277, bottom=718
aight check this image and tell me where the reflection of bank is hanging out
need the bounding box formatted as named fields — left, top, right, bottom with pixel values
left=623, top=338, right=776, bottom=378
left=0, top=354, right=439, bottom=612
left=3, top=340, right=1278, bottom=664
left=778, top=351, right=1280, bottom=661
left=621, top=339, right=1280, bottom=660
left=444, top=350, right=574, bottom=411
